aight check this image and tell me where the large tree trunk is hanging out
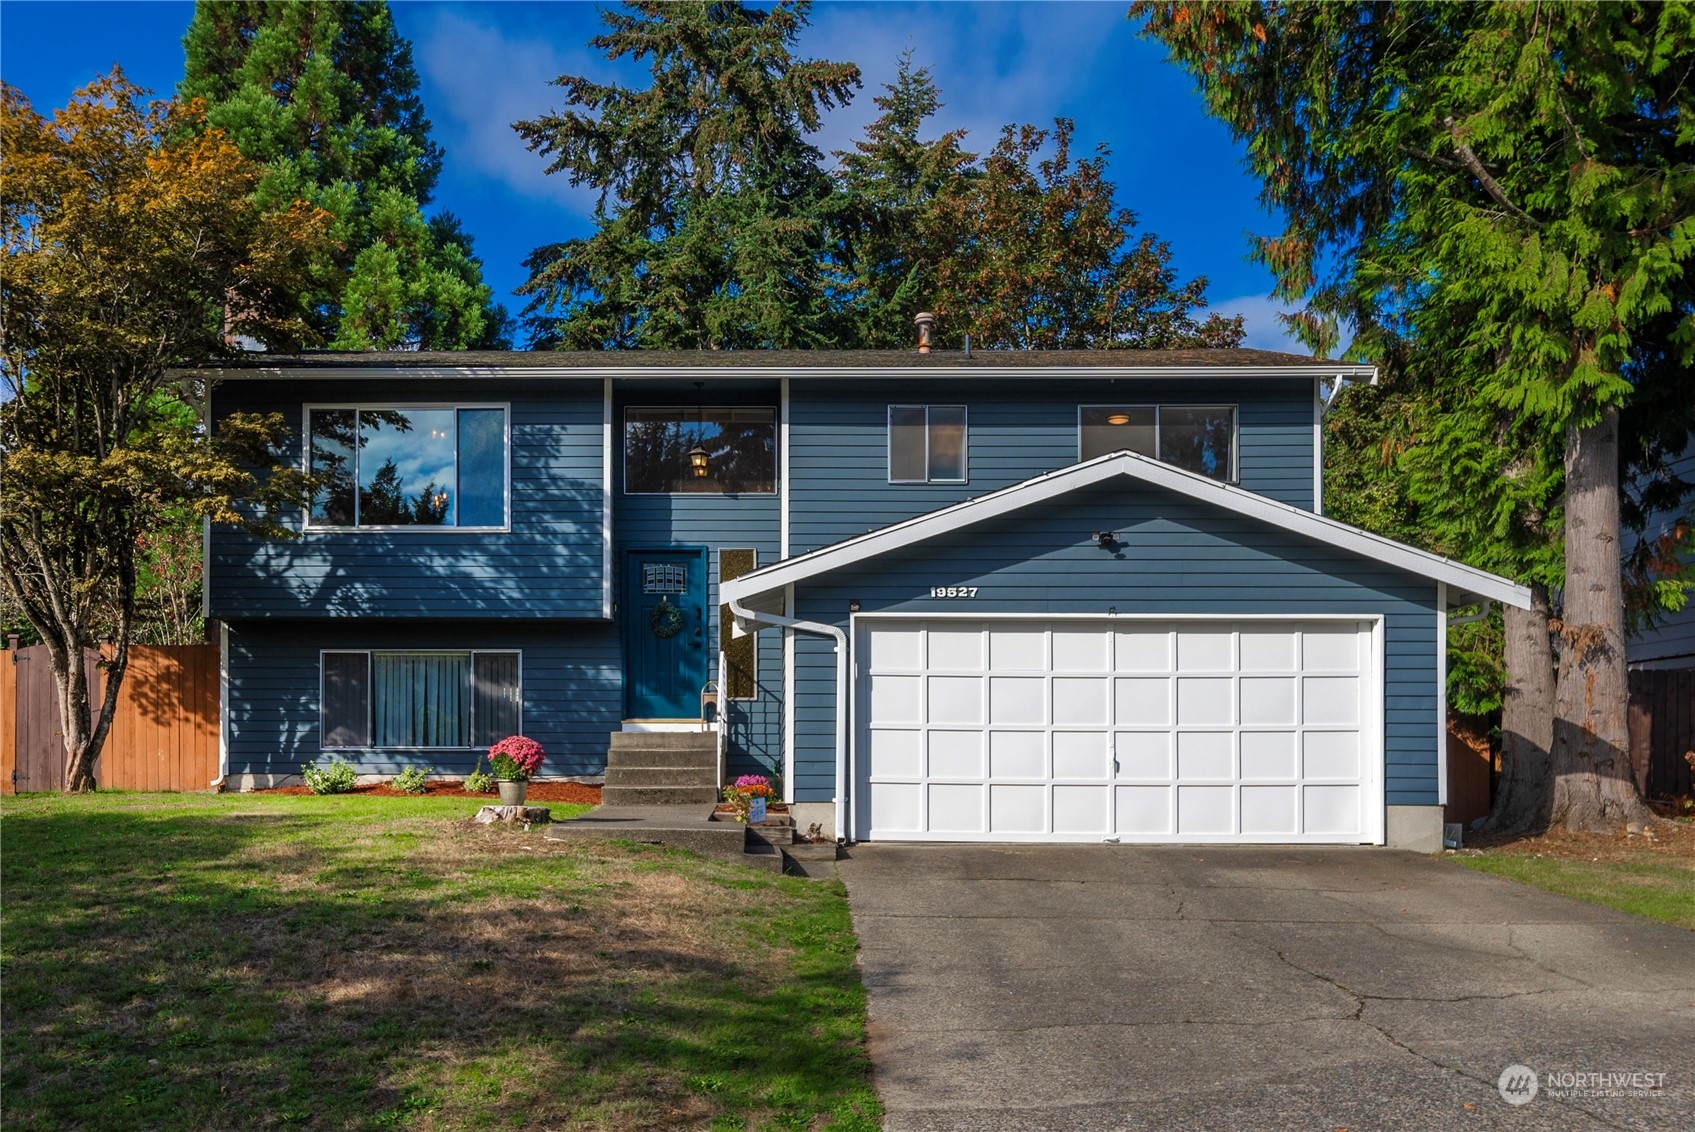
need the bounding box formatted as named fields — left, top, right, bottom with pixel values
left=1486, top=583, right=1556, bottom=834
left=1549, top=407, right=1652, bottom=832
left=49, top=632, right=127, bottom=793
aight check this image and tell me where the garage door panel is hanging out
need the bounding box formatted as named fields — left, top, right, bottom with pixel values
left=1303, top=784, right=1361, bottom=834
left=1114, top=628, right=1171, bottom=672
left=929, top=675, right=984, bottom=724
left=868, top=729, right=921, bottom=777
left=870, top=675, right=922, bottom=723
left=1241, top=786, right=1298, bottom=834
left=928, top=783, right=985, bottom=833
left=928, top=627, right=985, bottom=671
left=1240, top=677, right=1298, bottom=725
left=1303, top=677, right=1361, bottom=725
left=1177, top=731, right=1233, bottom=780
left=1052, top=630, right=1111, bottom=672
left=1115, top=785, right=1172, bottom=835
left=988, top=676, right=1044, bottom=725
left=1053, top=731, right=1109, bottom=778
left=1053, top=785, right=1110, bottom=834
left=860, top=619, right=1378, bottom=844
left=1053, top=677, right=1110, bottom=725
left=1177, top=786, right=1234, bottom=834
left=1115, top=677, right=1172, bottom=726
left=1240, top=731, right=1297, bottom=779
left=990, top=784, right=1046, bottom=833
left=1177, top=677, right=1234, bottom=725
left=1115, top=731, right=1172, bottom=778
left=928, top=730, right=984, bottom=777
left=989, top=730, right=1045, bottom=778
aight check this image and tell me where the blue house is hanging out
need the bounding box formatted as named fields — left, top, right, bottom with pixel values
left=202, top=348, right=1528, bottom=851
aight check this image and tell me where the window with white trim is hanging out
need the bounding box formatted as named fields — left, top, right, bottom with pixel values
left=320, top=650, right=521, bottom=749
left=889, top=405, right=967, bottom=483
left=307, top=406, right=509, bottom=528
left=1078, top=404, right=1236, bottom=481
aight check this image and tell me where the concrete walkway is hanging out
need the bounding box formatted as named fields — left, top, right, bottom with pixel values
left=839, top=844, right=1693, bottom=1131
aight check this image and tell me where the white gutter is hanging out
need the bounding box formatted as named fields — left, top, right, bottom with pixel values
left=198, top=364, right=1382, bottom=383
left=1447, top=600, right=1493, bottom=627
left=726, top=594, right=851, bottom=844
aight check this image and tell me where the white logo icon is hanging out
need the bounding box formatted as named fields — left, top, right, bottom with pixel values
left=1498, top=1064, right=1539, bottom=1105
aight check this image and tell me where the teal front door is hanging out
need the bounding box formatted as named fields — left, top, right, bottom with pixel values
left=623, top=549, right=708, bottom=719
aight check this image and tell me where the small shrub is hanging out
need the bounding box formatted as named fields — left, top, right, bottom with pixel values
left=301, top=760, right=357, bottom=795
left=464, top=758, right=496, bottom=794
left=393, top=766, right=430, bottom=795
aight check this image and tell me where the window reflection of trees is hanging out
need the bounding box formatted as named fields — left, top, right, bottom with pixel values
left=625, top=408, right=776, bottom=494
left=1158, top=407, right=1234, bottom=481
left=308, top=409, right=465, bottom=526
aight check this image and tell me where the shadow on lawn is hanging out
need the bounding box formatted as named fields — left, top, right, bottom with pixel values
left=0, top=803, right=876, bottom=1131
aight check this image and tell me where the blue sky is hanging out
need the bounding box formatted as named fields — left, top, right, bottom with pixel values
left=0, top=0, right=1300, bottom=351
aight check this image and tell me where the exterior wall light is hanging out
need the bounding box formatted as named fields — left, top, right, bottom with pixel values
left=1093, top=531, right=1119, bottom=550
left=688, top=445, right=710, bottom=477
left=848, top=599, right=861, bottom=613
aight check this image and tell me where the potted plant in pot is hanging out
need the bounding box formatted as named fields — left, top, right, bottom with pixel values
left=723, top=774, right=775, bottom=824
left=488, top=735, right=545, bottom=806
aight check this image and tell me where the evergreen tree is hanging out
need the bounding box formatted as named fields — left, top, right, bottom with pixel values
left=514, top=1, right=860, bottom=349
left=830, top=51, right=973, bottom=347
left=180, top=0, right=506, bottom=349
left=1136, top=1, right=1694, bottom=831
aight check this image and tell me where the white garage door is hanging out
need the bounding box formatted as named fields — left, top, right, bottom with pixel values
left=856, top=618, right=1382, bottom=844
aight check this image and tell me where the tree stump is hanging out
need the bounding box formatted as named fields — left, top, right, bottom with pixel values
left=473, top=805, right=551, bottom=825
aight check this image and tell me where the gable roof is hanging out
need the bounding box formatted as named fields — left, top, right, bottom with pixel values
left=721, top=451, right=1531, bottom=609
left=186, top=348, right=1378, bottom=382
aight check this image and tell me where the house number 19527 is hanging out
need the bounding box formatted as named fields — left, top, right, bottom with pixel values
left=929, top=586, right=978, bottom=599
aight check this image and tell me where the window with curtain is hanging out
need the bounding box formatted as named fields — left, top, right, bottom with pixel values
left=1078, top=404, right=1236, bottom=481
left=319, top=651, right=521, bottom=749
left=888, top=405, right=967, bottom=483
left=307, top=406, right=508, bottom=528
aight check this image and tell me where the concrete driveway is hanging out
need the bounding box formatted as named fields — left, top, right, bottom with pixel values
left=839, top=845, right=1692, bottom=1131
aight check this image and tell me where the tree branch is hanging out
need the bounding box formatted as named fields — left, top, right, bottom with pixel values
left=1443, top=116, right=1541, bottom=227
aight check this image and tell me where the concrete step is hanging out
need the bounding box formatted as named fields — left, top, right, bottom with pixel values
left=609, top=731, right=717, bottom=751
left=545, top=805, right=746, bottom=853
left=605, top=746, right=717, bottom=771
left=604, top=765, right=719, bottom=789
left=600, top=784, right=720, bottom=807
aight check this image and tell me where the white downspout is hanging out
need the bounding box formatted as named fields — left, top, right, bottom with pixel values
left=727, top=594, right=851, bottom=843
left=211, top=620, right=229, bottom=790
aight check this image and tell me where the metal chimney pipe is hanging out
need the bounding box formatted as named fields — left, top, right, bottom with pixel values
left=914, top=311, right=935, bottom=354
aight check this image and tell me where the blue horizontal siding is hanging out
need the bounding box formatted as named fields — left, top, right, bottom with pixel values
left=209, top=381, right=606, bottom=619
left=788, top=378, right=1316, bottom=556
left=226, top=620, right=620, bottom=777
left=787, top=478, right=1440, bottom=807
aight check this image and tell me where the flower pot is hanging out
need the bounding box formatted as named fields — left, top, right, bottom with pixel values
left=497, top=779, right=528, bottom=807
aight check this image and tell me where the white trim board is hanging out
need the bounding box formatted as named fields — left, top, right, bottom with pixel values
left=202, top=363, right=1383, bottom=383
left=723, top=450, right=1531, bottom=610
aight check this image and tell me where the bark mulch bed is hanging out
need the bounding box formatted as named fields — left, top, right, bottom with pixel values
left=254, top=780, right=603, bottom=804
left=1462, top=812, right=1695, bottom=863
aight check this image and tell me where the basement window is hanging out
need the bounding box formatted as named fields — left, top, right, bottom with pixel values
left=320, top=650, right=521, bottom=749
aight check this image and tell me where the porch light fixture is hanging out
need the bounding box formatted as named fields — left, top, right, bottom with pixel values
left=688, top=444, right=710, bottom=477
left=688, top=380, right=710, bottom=478
left=1106, top=412, right=1132, bottom=426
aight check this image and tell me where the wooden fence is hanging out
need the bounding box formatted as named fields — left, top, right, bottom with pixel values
left=1630, top=668, right=1694, bottom=800
left=2, top=641, right=219, bottom=793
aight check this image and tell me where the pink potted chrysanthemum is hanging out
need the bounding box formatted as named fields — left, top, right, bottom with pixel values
left=488, top=735, right=545, bottom=806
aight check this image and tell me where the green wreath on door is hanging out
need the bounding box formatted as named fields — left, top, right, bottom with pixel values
left=650, top=597, right=685, bottom=639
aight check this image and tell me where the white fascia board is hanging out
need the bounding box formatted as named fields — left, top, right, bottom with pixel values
left=720, top=450, right=1531, bottom=610
left=195, top=364, right=1381, bottom=383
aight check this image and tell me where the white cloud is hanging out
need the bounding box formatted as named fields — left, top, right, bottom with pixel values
left=1203, top=293, right=1310, bottom=355
left=801, top=2, right=1128, bottom=163
left=415, top=10, right=609, bottom=214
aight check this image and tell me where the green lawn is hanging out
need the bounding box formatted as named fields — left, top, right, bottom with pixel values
left=1452, top=846, right=1695, bottom=930
left=0, top=792, right=879, bottom=1131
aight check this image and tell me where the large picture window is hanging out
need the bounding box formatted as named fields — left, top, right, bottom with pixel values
left=320, top=650, right=521, bottom=749
left=307, top=406, right=508, bottom=528
left=1079, top=404, right=1236, bottom=481
left=889, top=405, right=967, bottom=483
left=624, top=407, right=777, bottom=494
